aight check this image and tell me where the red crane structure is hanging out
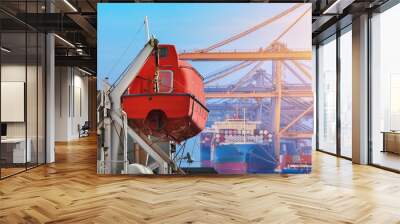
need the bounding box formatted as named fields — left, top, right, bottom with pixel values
left=179, top=3, right=313, bottom=161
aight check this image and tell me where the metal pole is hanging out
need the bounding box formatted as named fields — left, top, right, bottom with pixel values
left=336, top=29, right=341, bottom=157
left=102, top=80, right=112, bottom=173
left=144, top=16, right=150, bottom=42
left=274, top=60, right=283, bottom=164
left=243, top=108, right=246, bottom=143
left=122, top=110, right=128, bottom=174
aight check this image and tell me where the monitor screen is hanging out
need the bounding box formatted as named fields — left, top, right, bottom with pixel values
left=1, top=123, right=7, bottom=137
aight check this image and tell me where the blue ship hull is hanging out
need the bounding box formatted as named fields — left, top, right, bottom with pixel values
left=214, top=143, right=277, bottom=174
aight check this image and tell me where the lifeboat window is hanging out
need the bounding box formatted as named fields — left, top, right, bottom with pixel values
left=158, top=70, right=173, bottom=93
left=159, top=47, right=168, bottom=58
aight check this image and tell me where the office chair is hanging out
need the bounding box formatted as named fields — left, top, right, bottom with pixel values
left=79, top=121, right=90, bottom=138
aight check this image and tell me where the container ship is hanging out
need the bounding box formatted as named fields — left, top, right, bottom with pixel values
left=200, top=118, right=277, bottom=174
left=200, top=118, right=312, bottom=174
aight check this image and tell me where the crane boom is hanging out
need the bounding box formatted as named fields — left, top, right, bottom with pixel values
left=198, top=4, right=303, bottom=52
left=179, top=50, right=312, bottom=61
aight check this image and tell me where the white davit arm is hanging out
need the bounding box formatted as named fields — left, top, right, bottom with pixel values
left=101, top=38, right=184, bottom=174
left=109, top=38, right=158, bottom=110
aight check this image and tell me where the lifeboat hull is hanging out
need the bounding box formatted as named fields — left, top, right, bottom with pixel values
left=122, top=93, right=208, bottom=143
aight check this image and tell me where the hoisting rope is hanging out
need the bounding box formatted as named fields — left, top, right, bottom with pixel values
left=153, top=43, right=160, bottom=93
left=107, top=22, right=144, bottom=86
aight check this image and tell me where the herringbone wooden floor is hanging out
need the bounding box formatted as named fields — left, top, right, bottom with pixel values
left=1, top=136, right=400, bottom=224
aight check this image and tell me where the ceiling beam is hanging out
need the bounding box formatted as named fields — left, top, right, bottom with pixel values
left=67, top=13, right=97, bottom=46
left=55, top=55, right=96, bottom=72
left=10, top=13, right=86, bottom=32
left=322, top=0, right=355, bottom=15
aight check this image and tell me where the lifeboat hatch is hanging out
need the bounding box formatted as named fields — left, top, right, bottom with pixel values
left=145, top=109, right=167, bottom=131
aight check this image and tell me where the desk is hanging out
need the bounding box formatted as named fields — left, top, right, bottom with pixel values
left=1, top=138, right=31, bottom=163
left=382, top=131, right=400, bottom=154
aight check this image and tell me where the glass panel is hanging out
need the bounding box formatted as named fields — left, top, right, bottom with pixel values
left=312, top=45, right=317, bottom=150
left=27, top=30, right=38, bottom=169
left=38, top=32, right=45, bottom=165
left=26, top=0, right=39, bottom=169
left=0, top=1, right=46, bottom=178
left=340, top=29, right=352, bottom=158
left=159, top=47, right=168, bottom=58
left=318, top=37, right=337, bottom=154
left=158, top=70, right=173, bottom=93
left=390, top=75, right=400, bottom=129
left=1, top=30, right=27, bottom=177
left=371, top=5, right=400, bottom=171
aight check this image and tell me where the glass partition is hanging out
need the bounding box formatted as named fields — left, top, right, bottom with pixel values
left=371, top=4, right=400, bottom=171
left=1, top=30, right=28, bottom=177
left=38, top=32, right=45, bottom=165
left=317, top=36, right=337, bottom=154
left=0, top=1, right=46, bottom=179
left=339, top=28, right=352, bottom=158
left=27, top=30, right=38, bottom=169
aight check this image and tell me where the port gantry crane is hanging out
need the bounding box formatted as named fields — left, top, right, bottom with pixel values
left=179, top=3, right=314, bottom=161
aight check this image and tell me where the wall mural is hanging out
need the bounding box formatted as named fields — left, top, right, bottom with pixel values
left=97, top=3, right=313, bottom=175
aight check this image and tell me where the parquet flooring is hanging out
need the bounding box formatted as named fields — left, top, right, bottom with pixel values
left=1, top=135, right=400, bottom=223
left=0, top=167, right=26, bottom=178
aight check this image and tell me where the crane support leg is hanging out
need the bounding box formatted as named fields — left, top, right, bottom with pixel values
left=273, top=60, right=283, bottom=164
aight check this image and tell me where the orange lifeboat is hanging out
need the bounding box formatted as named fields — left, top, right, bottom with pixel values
left=121, top=44, right=209, bottom=143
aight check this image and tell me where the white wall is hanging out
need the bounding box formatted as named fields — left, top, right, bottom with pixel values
left=55, top=67, right=89, bottom=141
left=72, top=73, right=89, bottom=138
left=55, top=67, right=69, bottom=141
left=1, top=65, right=26, bottom=139
left=1, top=65, right=38, bottom=138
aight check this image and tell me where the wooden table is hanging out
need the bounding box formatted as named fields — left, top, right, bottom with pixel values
left=382, top=131, right=400, bottom=154
left=1, top=138, right=31, bottom=164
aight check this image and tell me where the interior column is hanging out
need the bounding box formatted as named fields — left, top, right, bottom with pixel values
left=352, top=14, right=369, bottom=164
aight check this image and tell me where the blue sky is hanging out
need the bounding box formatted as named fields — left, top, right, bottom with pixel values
left=97, top=3, right=312, bottom=167
left=97, top=3, right=311, bottom=87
